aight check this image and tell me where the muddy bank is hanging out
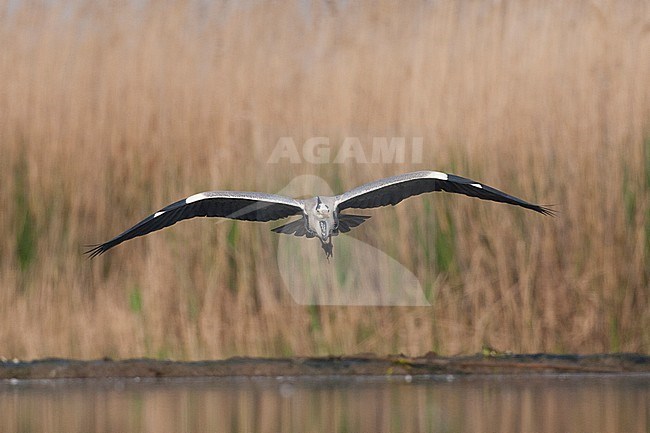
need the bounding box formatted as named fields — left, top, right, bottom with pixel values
left=1, top=353, right=648, bottom=380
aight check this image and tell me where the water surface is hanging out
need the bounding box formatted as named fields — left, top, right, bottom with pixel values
left=1, top=374, right=648, bottom=433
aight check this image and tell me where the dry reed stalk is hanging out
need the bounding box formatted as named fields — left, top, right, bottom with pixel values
left=0, top=0, right=648, bottom=358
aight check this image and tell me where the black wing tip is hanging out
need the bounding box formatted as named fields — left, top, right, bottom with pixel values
left=534, top=204, right=557, bottom=217
left=83, top=244, right=110, bottom=259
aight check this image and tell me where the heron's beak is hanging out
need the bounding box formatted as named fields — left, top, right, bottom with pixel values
left=317, top=220, right=334, bottom=259
left=318, top=220, right=330, bottom=242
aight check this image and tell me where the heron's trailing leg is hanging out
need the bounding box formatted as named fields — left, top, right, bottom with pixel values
left=321, top=238, right=333, bottom=260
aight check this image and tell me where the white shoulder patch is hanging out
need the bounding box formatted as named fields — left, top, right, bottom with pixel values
left=186, top=192, right=207, bottom=204
left=427, top=171, right=449, bottom=181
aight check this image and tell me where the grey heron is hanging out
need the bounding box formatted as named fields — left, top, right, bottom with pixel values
left=86, top=170, right=552, bottom=259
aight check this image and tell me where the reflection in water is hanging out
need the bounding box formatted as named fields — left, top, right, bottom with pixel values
left=1, top=374, right=648, bottom=433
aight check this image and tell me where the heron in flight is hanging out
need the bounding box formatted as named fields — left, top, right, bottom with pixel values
left=86, top=171, right=552, bottom=259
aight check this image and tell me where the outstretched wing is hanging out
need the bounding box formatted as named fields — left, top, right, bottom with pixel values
left=271, top=218, right=314, bottom=238
left=336, top=214, right=371, bottom=233
left=335, top=171, right=553, bottom=215
left=86, top=191, right=304, bottom=258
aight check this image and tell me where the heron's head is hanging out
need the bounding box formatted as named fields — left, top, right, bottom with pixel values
left=307, top=197, right=337, bottom=243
